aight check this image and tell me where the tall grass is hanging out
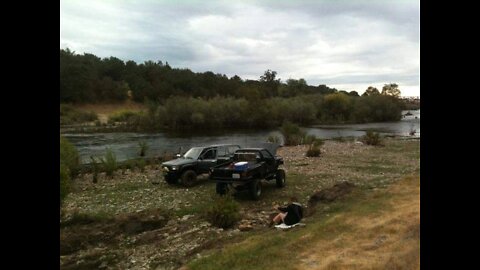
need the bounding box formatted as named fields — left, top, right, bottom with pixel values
left=60, top=136, right=80, bottom=177
left=361, top=131, right=383, bottom=146
left=90, top=156, right=100, bottom=183
left=138, top=141, right=149, bottom=157
left=60, top=104, right=98, bottom=125
left=305, top=135, right=324, bottom=157
left=60, top=164, right=71, bottom=205
left=101, top=148, right=118, bottom=177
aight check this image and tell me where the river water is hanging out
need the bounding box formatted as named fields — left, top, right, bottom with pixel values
left=63, top=110, right=419, bottom=164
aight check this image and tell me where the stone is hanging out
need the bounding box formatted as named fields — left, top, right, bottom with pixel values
left=238, top=224, right=253, bottom=231
left=181, top=214, right=194, bottom=221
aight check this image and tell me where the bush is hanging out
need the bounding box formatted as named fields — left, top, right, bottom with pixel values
left=60, top=136, right=80, bottom=177
left=90, top=156, right=100, bottom=183
left=204, top=195, right=241, bottom=229
left=305, top=135, right=324, bottom=157
left=361, top=131, right=383, bottom=146
left=138, top=141, right=149, bottom=157
left=137, top=158, right=146, bottom=172
left=101, top=148, right=118, bottom=177
left=267, top=135, right=281, bottom=144
left=306, top=147, right=321, bottom=157
left=108, top=110, right=140, bottom=124
left=280, top=121, right=306, bottom=146
left=60, top=104, right=98, bottom=125
left=60, top=164, right=71, bottom=205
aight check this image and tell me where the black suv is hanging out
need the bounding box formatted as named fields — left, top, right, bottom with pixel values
left=161, top=144, right=241, bottom=186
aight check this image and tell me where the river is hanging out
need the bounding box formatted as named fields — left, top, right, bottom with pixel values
left=63, top=110, right=419, bottom=164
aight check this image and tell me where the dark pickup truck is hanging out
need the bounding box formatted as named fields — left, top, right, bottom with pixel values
left=209, top=148, right=286, bottom=200
left=161, top=144, right=240, bottom=186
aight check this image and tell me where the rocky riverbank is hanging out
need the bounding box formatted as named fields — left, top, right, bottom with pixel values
left=60, top=137, right=420, bottom=269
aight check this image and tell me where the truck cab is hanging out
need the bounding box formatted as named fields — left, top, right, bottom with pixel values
left=161, top=144, right=240, bottom=186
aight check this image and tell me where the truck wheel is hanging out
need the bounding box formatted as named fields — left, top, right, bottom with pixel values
left=275, top=169, right=286, bottom=188
left=249, top=179, right=262, bottom=200
left=164, top=175, right=178, bottom=185
left=216, top=183, right=228, bottom=195
left=180, top=170, right=197, bottom=187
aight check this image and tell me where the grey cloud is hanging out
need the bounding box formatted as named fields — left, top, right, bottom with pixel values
left=60, top=0, right=419, bottom=95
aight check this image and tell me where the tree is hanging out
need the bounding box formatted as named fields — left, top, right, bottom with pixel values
left=321, top=93, right=353, bottom=122
left=362, top=86, right=380, bottom=96
left=260, top=69, right=281, bottom=97
left=348, top=91, right=359, bottom=97
left=381, top=83, right=401, bottom=97
left=279, top=78, right=308, bottom=97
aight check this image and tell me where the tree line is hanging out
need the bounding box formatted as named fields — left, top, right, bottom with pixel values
left=60, top=48, right=405, bottom=129
left=60, top=48, right=350, bottom=103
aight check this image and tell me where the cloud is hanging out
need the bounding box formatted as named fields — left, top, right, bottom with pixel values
left=60, top=0, right=419, bottom=96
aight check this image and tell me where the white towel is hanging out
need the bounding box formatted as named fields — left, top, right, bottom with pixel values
left=274, top=223, right=305, bottom=229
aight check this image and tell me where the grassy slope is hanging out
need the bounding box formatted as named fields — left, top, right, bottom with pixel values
left=187, top=175, right=420, bottom=270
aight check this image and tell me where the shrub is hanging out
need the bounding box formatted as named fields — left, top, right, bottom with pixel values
left=90, top=156, right=100, bottom=183
left=60, top=136, right=80, bottom=177
left=361, top=131, right=383, bottom=146
left=138, top=141, right=149, bottom=157
left=306, top=147, right=321, bottom=157
left=60, top=104, right=98, bottom=125
left=204, top=195, right=241, bottom=229
left=108, top=110, right=140, bottom=124
left=137, top=158, right=146, bottom=172
left=305, top=136, right=324, bottom=157
left=267, top=135, right=281, bottom=144
left=280, top=121, right=306, bottom=146
left=60, top=164, right=71, bottom=205
left=101, top=148, right=118, bottom=177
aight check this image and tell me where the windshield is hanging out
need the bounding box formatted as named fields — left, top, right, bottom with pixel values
left=183, top=147, right=203, bottom=159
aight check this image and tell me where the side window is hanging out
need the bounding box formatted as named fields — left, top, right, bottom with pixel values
left=217, top=147, right=227, bottom=157
left=202, top=149, right=216, bottom=160
left=260, top=150, right=273, bottom=159
left=228, top=146, right=240, bottom=155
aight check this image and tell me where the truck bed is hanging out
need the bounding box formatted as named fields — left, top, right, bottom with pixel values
left=209, top=161, right=264, bottom=182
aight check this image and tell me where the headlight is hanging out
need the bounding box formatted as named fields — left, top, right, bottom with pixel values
left=171, top=166, right=178, bottom=170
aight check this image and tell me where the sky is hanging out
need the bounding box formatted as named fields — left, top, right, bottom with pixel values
left=60, top=0, right=420, bottom=97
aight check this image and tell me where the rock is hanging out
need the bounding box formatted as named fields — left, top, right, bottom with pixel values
left=239, top=224, right=253, bottom=231
left=181, top=214, right=194, bottom=221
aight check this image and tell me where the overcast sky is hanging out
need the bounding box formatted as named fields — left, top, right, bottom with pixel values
left=60, top=0, right=419, bottom=96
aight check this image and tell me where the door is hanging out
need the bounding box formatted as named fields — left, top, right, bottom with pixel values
left=260, top=149, right=276, bottom=175
left=197, top=148, right=217, bottom=173
left=216, top=146, right=230, bottom=165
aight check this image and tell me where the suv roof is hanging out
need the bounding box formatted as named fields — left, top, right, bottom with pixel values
left=191, top=144, right=240, bottom=149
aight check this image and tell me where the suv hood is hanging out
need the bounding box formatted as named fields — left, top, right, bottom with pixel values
left=162, top=158, right=196, bottom=167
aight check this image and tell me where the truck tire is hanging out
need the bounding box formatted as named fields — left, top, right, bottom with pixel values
left=249, top=179, right=262, bottom=200
left=216, top=183, right=228, bottom=195
left=180, top=170, right=197, bottom=187
left=275, top=169, right=286, bottom=188
left=164, top=175, right=178, bottom=185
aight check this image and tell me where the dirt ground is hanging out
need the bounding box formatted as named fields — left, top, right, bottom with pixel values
left=60, top=138, right=420, bottom=270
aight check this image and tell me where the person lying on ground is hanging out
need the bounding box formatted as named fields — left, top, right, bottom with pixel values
left=270, top=196, right=303, bottom=226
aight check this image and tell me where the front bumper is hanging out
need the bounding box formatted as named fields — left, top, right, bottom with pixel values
left=162, top=166, right=180, bottom=179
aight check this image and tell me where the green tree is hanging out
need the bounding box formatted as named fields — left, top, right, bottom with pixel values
left=381, top=83, right=401, bottom=97
left=321, top=93, right=353, bottom=122
left=259, top=69, right=281, bottom=97
left=362, top=86, right=380, bottom=96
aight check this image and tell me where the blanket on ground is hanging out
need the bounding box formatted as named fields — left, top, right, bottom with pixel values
left=274, top=223, right=306, bottom=229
